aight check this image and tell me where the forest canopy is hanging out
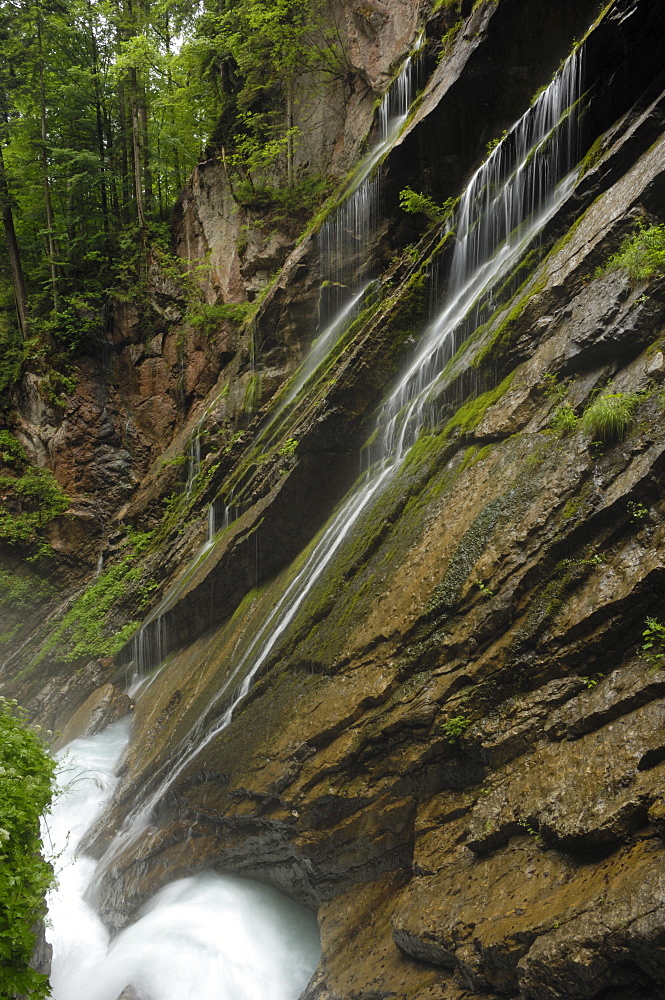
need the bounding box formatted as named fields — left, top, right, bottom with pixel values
left=0, top=0, right=344, bottom=386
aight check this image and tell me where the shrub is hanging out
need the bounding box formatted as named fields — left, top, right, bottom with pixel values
left=0, top=698, right=55, bottom=999
left=441, top=714, right=472, bottom=743
left=399, top=187, right=453, bottom=224
left=581, top=391, right=640, bottom=443
left=550, top=403, right=579, bottom=435
left=641, top=617, right=665, bottom=668
left=0, top=435, right=70, bottom=556
left=601, top=223, right=665, bottom=284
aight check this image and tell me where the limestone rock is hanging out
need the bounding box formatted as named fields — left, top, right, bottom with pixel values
left=55, top=683, right=133, bottom=750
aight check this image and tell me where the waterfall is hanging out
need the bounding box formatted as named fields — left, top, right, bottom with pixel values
left=95, top=47, right=585, bottom=869
left=121, top=44, right=425, bottom=684
left=184, top=47, right=584, bottom=751
left=45, top=723, right=320, bottom=1000
left=185, top=433, right=202, bottom=496
left=318, top=47, right=423, bottom=324
left=255, top=45, right=423, bottom=444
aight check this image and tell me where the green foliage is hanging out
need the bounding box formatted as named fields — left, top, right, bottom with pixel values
left=641, top=617, right=665, bottom=668
left=441, top=714, right=472, bottom=743
left=35, top=532, right=157, bottom=664
left=0, top=697, right=55, bottom=999
left=486, top=130, right=508, bottom=154
left=549, top=403, right=579, bottom=435
left=399, top=187, right=452, bottom=224
left=517, top=818, right=542, bottom=844
left=581, top=390, right=640, bottom=443
left=186, top=301, right=253, bottom=335
left=539, top=372, right=566, bottom=399
left=600, top=224, right=665, bottom=284
left=627, top=501, right=649, bottom=521
left=278, top=437, right=298, bottom=456
left=243, top=373, right=262, bottom=413
left=0, top=569, right=54, bottom=612
left=0, top=435, right=70, bottom=557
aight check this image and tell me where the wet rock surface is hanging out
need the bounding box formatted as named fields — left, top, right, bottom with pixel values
left=54, top=683, right=133, bottom=750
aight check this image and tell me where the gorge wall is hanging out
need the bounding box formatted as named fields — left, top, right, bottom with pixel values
left=3, top=1, right=665, bottom=998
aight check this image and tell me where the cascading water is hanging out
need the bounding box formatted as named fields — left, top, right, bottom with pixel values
left=319, top=45, right=423, bottom=324
left=94, top=47, right=585, bottom=869
left=42, top=57, right=426, bottom=986
left=49, top=42, right=587, bottom=1000
left=46, top=722, right=321, bottom=1000
left=253, top=45, right=423, bottom=447
left=124, top=45, right=425, bottom=682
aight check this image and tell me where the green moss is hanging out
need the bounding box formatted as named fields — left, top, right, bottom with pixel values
left=0, top=434, right=70, bottom=558
left=444, top=371, right=516, bottom=437
left=32, top=534, right=157, bottom=665
left=471, top=276, right=546, bottom=370
left=561, top=498, right=582, bottom=520
left=580, top=134, right=606, bottom=175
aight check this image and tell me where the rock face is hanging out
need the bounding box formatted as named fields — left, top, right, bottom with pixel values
left=54, top=683, right=133, bottom=751
left=5, top=1, right=665, bottom=999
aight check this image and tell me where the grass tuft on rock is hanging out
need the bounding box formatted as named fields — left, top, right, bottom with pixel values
left=600, top=223, right=665, bottom=284
left=581, top=391, right=640, bottom=443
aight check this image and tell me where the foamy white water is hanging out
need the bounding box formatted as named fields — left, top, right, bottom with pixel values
left=45, top=721, right=320, bottom=1000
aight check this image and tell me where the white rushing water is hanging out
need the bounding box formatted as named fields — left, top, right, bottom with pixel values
left=93, top=48, right=586, bottom=870
left=46, top=721, right=320, bottom=1000
left=319, top=45, right=422, bottom=323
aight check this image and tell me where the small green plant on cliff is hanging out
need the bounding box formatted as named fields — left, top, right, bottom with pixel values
left=399, top=187, right=453, bottom=224
left=641, top=617, right=665, bottom=668
left=486, top=130, right=508, bottom=154
left=549, top=403, right=579, bottom=436
left=581, top=390, right=640, bottom=443
left=628, top=501, right=649, bottom=521
left=0, top=698, right=55, bottom=999
left=278, top=437, right=298, bottom=456
left=518, top=818, right=542, bottom=845
left=599, top=223, right=665, bottom=284
left=441, top=714, right=472, bottom=743
left=538, top=372, right=566, bottom=399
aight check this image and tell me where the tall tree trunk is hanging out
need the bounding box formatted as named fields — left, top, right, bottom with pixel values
left=36, top=13, right=58, bottom=312
left=130, top=67, right=146, bottom=229
left=138, top=81, right=152, bottom=213
left=0, top=141, right=29, bottom=339
left=85, top=0, right=109, bottom=236
left=286, top=77, right=295, bottom=188
left=117, top=82, right=131, bottom=222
